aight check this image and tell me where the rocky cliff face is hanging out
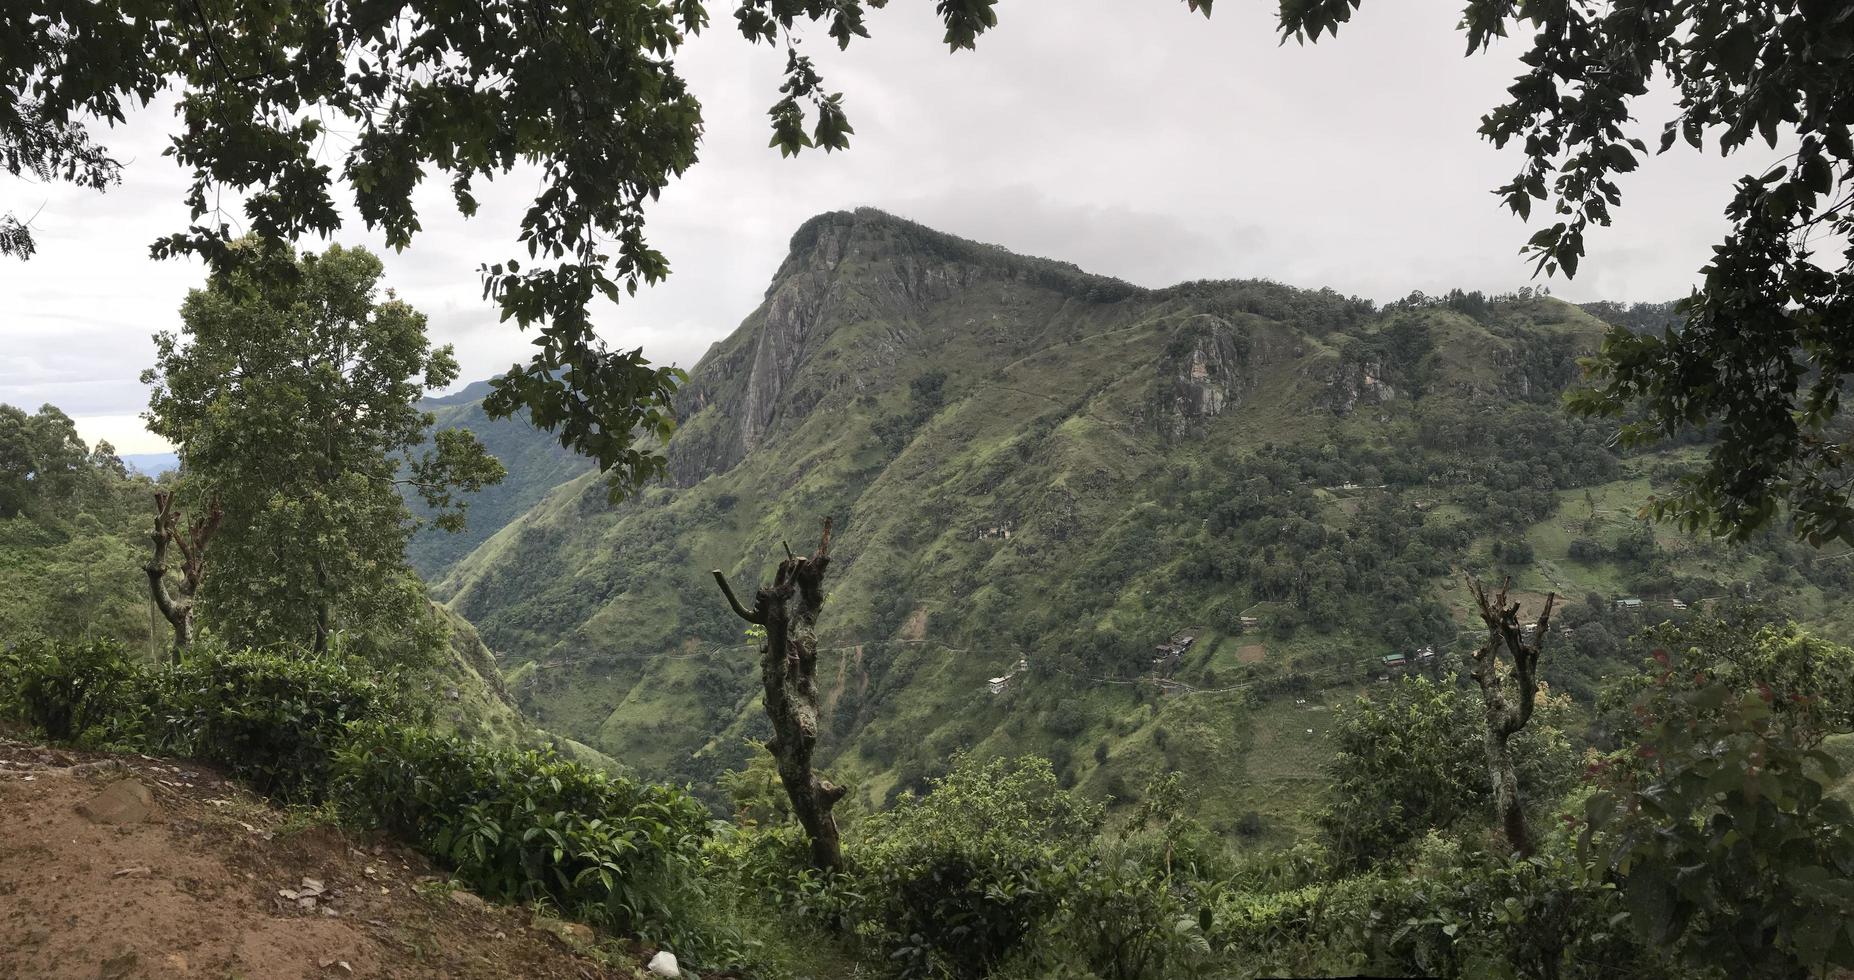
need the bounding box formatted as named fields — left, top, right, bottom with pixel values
left=666, top=215, right=861, bottom=486
left=1322, top=356, right=1397, bottom=414
left=1152, top=315, right=1254, bottom=438
left=665, top=208, right=1139, bottom=486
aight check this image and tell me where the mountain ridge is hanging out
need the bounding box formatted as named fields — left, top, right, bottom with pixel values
left=421, top=209, right=1837, bottom=837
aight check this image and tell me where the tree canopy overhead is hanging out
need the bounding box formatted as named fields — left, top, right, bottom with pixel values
left=7, top=0, right=1852, bottom=535
left=1277, top=0, right=1854, bottom=543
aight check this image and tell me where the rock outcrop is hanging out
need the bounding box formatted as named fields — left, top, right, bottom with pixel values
left=1153, top=315, right=1253, bottom=437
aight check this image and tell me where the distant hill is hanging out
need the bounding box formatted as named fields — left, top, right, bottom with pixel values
left=402, top=388, right=596, bottom=579
left=424, top=209, right=1845, bottom=834
left=120, top=452, right=178, bottom=478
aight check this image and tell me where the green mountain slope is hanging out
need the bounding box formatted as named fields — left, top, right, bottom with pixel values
left=433, top=209, right=1842, bottom=836
left=405, top=381, right=595, bottom=580
left=0, top=411, right=623, bottom=774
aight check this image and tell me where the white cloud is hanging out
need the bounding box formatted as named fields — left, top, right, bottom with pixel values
left=73, top=415, right=172, bottom=455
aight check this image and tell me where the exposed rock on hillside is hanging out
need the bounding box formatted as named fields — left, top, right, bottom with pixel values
left=1152, top=315, right=1253, bottom=437
left=664, top=209, right=1145, bottom=488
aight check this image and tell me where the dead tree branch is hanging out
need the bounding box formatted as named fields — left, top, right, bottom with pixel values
left=710, top=517, right=845, bottom=870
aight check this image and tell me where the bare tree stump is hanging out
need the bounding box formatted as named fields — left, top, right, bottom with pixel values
left=712, top=518, right=846, bottom=870
left=1467, top=576, right=1556, bottom=859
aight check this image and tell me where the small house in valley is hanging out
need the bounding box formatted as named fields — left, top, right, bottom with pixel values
left=987, top=657, right=1029, bottom=695
left=1152, top=627, right=1202, bottom=676
left=977, top=521, right=1015, bottom=541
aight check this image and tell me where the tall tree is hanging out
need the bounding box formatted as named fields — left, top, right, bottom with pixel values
left=0, top=403, right=90, bottom=518
left=143, top=241, right=503, bottom=660
left=712, top=518, right=846, bottom=870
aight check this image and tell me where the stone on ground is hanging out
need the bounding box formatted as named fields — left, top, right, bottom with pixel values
left=76, top=779, right=154, bottom=824
left=646, top=949, right=680, bottom=977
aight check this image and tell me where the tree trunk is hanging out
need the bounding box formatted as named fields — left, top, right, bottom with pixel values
left=1483, top=721, right=1528, bottom=858
left=1467, top=576, right=1556, bottom=860
left=146, top=491, right=218, bottom=661
left=713, top=518, right=846, bottom=871
left=312, top=559, right=331, bottom=654
left=143, top=554, right=190, bottom=660
left=313, top=604, right=330, bottom=654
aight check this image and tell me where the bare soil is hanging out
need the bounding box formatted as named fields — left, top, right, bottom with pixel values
left=0, top=737, right=643, bottom=980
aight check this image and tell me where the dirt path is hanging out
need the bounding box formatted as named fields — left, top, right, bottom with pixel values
left=0, top=739, right=635, bottom=980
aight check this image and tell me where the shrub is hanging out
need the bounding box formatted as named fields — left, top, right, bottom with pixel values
left=159, top=646, right=410, bottom=802
left=333, top=723, right=711, bottom=933
left=1318, top=676, right=1578, bottom=871
left=0, top=638, right=150, bottom=745
left=1567, top=537, right=1607, bottom=562
left=1583, top=622, right=1854, bottom=976
left=1210, top=842, right=1671, bottom=979
left=851, top=756, right=1103, bottom=979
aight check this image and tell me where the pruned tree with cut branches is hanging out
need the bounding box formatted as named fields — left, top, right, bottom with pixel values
left=1466, top=576, right=1558, bottom=859
left=712, top=518, right=846, bottom=870
left=143, top=489, right=222, bottom=657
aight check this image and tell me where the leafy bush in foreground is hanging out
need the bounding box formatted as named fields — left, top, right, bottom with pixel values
left=0, top=637, right=150, bottom=745
left=333, top=723, right=711, bottom=934
left=851, top=755, right=1104, bottom=979
left=1583, top=627, right=1854, bottom=978
left=159, top=646, right=410, bottom=802
left=1211, top=836, right=1671, bottom=979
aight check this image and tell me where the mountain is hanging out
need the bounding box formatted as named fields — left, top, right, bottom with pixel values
left=404, top=385, right=595, bottom=579
left=120, top=452, right=179, bottom=478
left=428, top=209, right=1845, bottom=837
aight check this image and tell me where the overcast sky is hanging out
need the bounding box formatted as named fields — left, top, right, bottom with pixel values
left=1, top=0, right=1771, bottom=453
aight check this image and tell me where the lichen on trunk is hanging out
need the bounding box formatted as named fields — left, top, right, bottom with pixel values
left=712, top=517, right=847, bottom=870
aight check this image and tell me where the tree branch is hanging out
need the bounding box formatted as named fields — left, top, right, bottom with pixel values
left=712, top=569, right=764, bottom=624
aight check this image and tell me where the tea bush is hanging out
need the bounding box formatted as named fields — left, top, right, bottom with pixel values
left=1209, top=837, right=1674, bottom=979
left=333, top=723, right=711, bottom=933
left=850, top=755, right=1103, bottom=979
left=159, top=646, right=411, bottom=802
left=0, top=637, right=150, bottom=745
